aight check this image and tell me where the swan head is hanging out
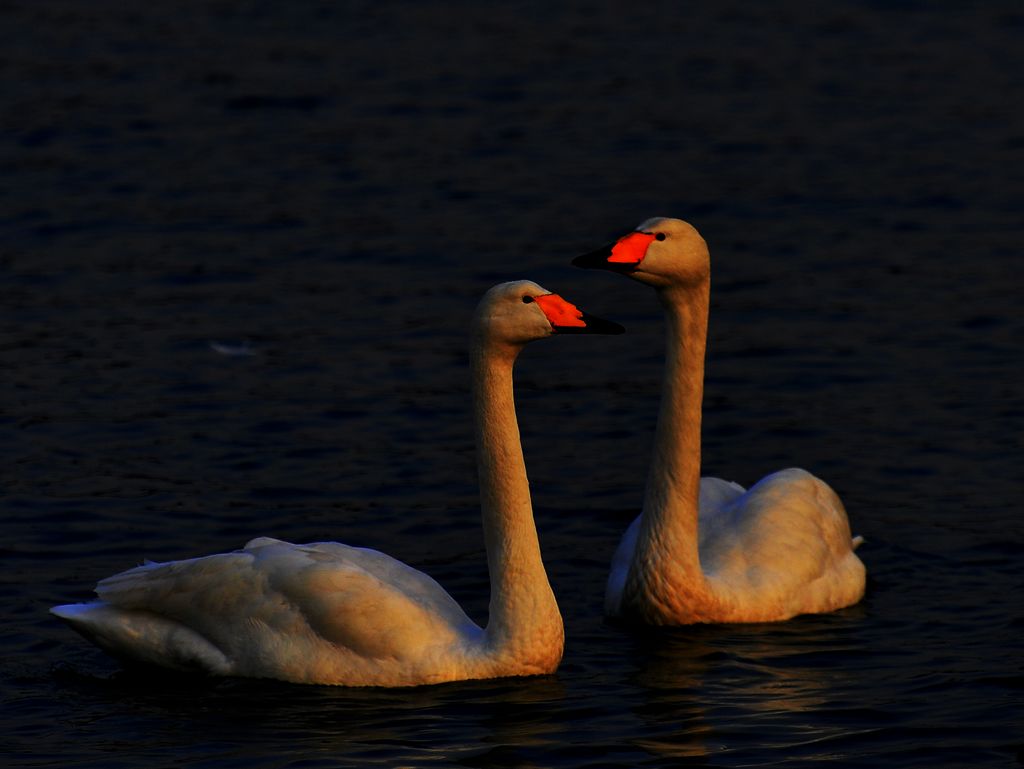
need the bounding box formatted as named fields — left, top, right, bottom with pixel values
left=572, top=217, right=709, bottom=290
left=473, top=280, right=624, bottom=348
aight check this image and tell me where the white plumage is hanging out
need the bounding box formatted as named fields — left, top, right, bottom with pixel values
left=576, top=218, right=866, bottom=624
left=52, top=281, right=621, bottom=685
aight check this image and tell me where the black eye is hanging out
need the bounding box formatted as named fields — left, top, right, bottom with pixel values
left=522, top=295, right=534, bottom=303
left=655, top=232, right=666, bottom=241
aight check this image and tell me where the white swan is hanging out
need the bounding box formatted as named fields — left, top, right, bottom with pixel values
left=51, top=281, right=624, bottom=686
left=574, top=218, right=866, bottom=624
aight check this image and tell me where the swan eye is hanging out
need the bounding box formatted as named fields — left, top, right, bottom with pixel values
left=655, top=232, right=666, bottom=241
left=522, top=295, right=534, bottom=303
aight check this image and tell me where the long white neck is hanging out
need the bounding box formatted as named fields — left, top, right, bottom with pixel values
left=624, top=280, right=711, bottom=620
left=470, top=339, right=563, bottom=666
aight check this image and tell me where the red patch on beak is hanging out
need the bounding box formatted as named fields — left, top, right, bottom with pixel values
left=534, top=294, right=586, bottom=328
left=608, top=231, right=656, bottom=264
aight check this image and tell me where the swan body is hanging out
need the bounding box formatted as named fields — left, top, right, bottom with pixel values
left=575, top=218, right=866, bottom=625
left=52, top=281, right=623, bottom=685
left=53, top=537, right=484, bottom=685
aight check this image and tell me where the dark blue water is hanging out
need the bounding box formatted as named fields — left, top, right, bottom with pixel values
left=3, top=1, right=1022, bottom=766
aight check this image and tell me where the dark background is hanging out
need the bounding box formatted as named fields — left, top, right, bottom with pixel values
left=2, top=1, right=1022, bottom=767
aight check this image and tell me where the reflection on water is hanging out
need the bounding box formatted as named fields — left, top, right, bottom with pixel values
left=50, top=663, right=570, bottom=769
left=626, top=618, right=873, bottom=763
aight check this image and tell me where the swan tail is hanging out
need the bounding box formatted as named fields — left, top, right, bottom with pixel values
left=851, top=535, right=865, bottom=550
left=51, top=602, right=232, bottom=674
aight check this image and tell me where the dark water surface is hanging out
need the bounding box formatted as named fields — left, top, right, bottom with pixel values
left=3, top=1, right=1023, bottom=767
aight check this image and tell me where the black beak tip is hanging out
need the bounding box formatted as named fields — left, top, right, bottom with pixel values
left=551, top=314, right=625, bottom=335
left=572, top=247, right=612, bottom=269
left=582, top=314, right=626, bottom=335
left=605, top=321, right=626, bottom=335
left=572, top=245, right=636, bottom=274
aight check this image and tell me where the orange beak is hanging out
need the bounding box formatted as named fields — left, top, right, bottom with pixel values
left=572, top=231, right=655, bottom=272
left=533, top=294, right=624, bottom=334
